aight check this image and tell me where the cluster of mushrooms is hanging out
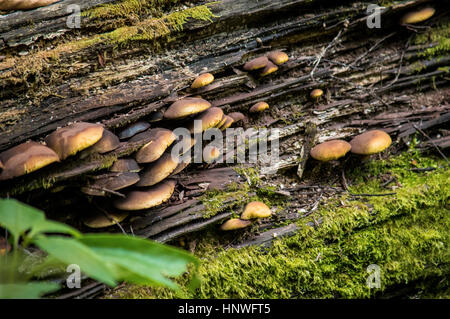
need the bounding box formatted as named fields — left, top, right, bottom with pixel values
left=309, top=130, right=392, bottom=163
left=243, top=50, right=289, bottom=77
left=220, top=201, right=272, bottom=231
left=0, top=4, right=436, bottom=233
left=0, top=66, right=276, bottom=229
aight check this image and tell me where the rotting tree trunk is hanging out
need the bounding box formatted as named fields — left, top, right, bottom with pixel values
left=0, top=0, right=449, bottom=298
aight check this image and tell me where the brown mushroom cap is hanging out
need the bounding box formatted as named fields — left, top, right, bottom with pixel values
left=220, top=218, right=252, bottom=231
left=170, top=156, right=191, bottom=176
left=310, top=140, right=352, bottom=162
left=310, top=89, right=324, bottom=99
left=350, top=130, right=392, bottom=155
left=401, top=7, right=435, bottom=24
left=215, top=115, right=227, bottom=129
left=45, top=122, right=104, bottom=160
left=82, top=211, right=129, bottom=229
left=85, top=129, right=120, bottom=154
left=131, top=128, right=177, bottom=163
left=267, top=51, right=289, bottom=65
left=164, top=98, right=212, bottom=120
left=243, top=56, right=269, bottom=71
left=110, top=158, right=141, bottom=173
left=249, top=101, right=269, bottom=113
left=241, top=201, right=272, bottom=219
left=219, top=115, right=234, bottom=131
left=0, top=0, right=59, bottom=11
left=203, top=145, right=222, bottom=163
left=228, top=112, right=246, bottom=123
left=189, top=107, right=224, bottom=133
left=171, top=136, right=196, bottom=157
left=260, top=61, right=278, bottom=76
left=114, top=179, right=176, bottom=211
left=191, top=73, right=214, bottom=89
left=136, top=152, right=179, bottom=187
left=149, top=111, right=164, bottom=122
left=82, top=172, right=140, bottom=196
left=118, top=121, right=150, bottom=140
left=0, top=141, right=59, bottom=180
left=0, top=160, right=3, bottom=170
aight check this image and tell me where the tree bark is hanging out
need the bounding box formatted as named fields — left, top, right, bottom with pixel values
left=0, top=0, right=448, bottom=298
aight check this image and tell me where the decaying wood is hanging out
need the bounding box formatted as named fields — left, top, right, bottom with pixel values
left=0, top=0, right=448, bottom=299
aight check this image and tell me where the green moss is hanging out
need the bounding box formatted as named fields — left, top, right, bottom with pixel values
left=83, top=0, right=163, bottom=20
left=1, top=3, right=217, bottom=87
left=415, top=22, right=450, bottom=59
left=200, top=183, right=251, bottom=219
left=108, top=151, right=449, bottom=299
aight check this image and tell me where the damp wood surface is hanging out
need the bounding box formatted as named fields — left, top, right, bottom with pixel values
left=0, top=0, right=449, bottom=299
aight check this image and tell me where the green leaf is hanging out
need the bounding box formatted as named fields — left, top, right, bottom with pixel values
left=0, top=199, right=80, bottom=244
left=78, top=234, right=198, bottom=290
left=33, top=236, right=118, bottom=287
left=0, top=282, right=60, bottom=299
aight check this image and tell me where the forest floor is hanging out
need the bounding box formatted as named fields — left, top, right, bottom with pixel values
left=104, top=145, right=449, bottom=299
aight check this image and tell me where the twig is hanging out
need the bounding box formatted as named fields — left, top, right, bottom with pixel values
left=381, top=177, right=396, bottom=188
left=349, top=32, right=396, bottom=68
left=84, top=186, right=126, bottom=198
left=341, top=169, right=349, bottom=191
left=310, top=29, right=344, bottom=80
left=410, top=167, right=437, bottom=172
left=382, top=35, right=412, bottom=89
left=349, top=192, right=396, bottom=197
left=93, top=202, right=128, bottom=235
left=412, top=123, right=449, bottom=164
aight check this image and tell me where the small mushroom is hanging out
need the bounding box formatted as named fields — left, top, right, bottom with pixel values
left=0, top=160, right=3, bottom=170
left=82, top=211, right=129, bottom=229
left=260, top=61, right=278, bottom=76
left=267, top=51, right=289, bottom=65
left=220, top=218, right=252, bottom=231
left=349, top=130, right=392, bottom=155
left=170, top=156, right=192, bottom=176
left=118, top=121, right=150, bottom=140
left=0, top=0, right=59, bottom=11
left=215, top=115, right=228, bottom=129
left=164, top=98, right=211, bottom=120
left=188, top=107, right=224, bottom=134
left=45, top=122, right=104, bottom=160
left=81, top=172, right=140, bottom=196
left=241, top=201, right=272, bottom=220
left=171, top=135, right=196, bottom=157
left=130, top=128, right=177, bottom=163
left=310, top=140, right=352, bottom=162
left=249, top=101, right=269, bottom=113
left=191, top=73, right=214, bottom=89
left=243, top=56, right=269, bottom=71
left=0, top=141, right=59, bottom=180
left=228, top=112, right=247, bottom=123
left=203, top=144, right=222, bottom=163
left=114, top=179, right=176, bottom=211
left=0, top=236, right=11, bottom=256
left=218, top=115, right=234, bottom=131
left=401, top=7, right=435, bottom=24
left=83, top=129, right=120, bottom=155
left=310, top=89, right=323, bottom=102
left=136, top=152, right=179, bottom=187
left=110, top=158, right=141, bottom=173
left=149, top=111, right=164, bottom=122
